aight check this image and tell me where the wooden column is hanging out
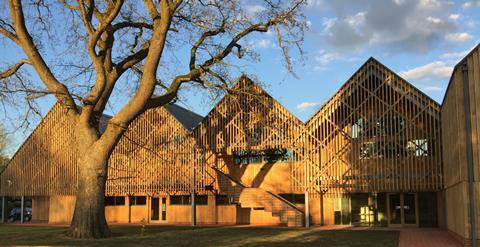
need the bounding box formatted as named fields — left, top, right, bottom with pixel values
left=305, top=192, right=310, bottom=227
left=1, top=196, right=5, bottom=223
left=191, top=192, right=196, bottom=226
left=191, top=165, right=196, bottom=226
left=128, top=196, right=131, bottom=223
left=20, top=196, right=24, bottom=223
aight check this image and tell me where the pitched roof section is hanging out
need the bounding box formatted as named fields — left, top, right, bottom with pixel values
left=441, top=43, right=480, bottom=106
left=194, top=75, right=305, bottom=152
left=164, top=103, right=204, bottom=131
left=306, top=57, right=441, bottom=125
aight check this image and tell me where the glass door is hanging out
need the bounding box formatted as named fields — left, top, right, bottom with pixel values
left=387, top=193, right=418, bottom=226
left=151, top=197, right=159, bottom=221
left=388, top=193, right=402, bottom=225
left=403, top=193, right=417, bottom=225
left=161, top=197, right=167, bottom=221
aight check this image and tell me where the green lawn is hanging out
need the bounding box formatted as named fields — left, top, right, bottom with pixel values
left=0, top=224, right=399, bottom=246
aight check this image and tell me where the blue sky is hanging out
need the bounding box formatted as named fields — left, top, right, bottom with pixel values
left=177, top=0, right=480, bottom=121
left=2, top=0, right=480, bottom=156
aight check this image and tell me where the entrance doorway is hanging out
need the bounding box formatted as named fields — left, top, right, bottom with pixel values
left=151, top=197, right=159, bottom=221
left=151, top=197, right=167, bottom=222
left=161, top=197, right=166, bottom=221
left=387, top=193, right=418, bottom=226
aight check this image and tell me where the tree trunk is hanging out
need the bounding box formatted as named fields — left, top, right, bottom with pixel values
left=69, top=126, right=111, bottom=238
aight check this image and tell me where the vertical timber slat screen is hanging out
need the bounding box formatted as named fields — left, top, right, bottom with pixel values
left=0, top=65, right=444, bottom=201
left=306, top=58, right=443, bottom=195
left=194, top=77, right=306, bottom=194
left=106, top=107, right=199, bottom=196
left=0, top=104, right=78, bottom=196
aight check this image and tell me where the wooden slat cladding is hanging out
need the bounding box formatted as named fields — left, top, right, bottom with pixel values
left=442, top=46, right=480, bottom=241
left=194, top=77, right=306, bottom=193
left=306, top=59, right=443, bottom=195
left=106, top=107, right=200, bottom=196
left=1, top=62, right=445, bottom=198
left=442, top=46, right=480, bottom=185
left=0, top=104, right=78, bottom=196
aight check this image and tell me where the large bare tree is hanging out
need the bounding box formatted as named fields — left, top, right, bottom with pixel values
left=0, top=0, right=306, bottom=238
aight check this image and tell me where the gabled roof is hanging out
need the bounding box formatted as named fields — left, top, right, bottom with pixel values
left=196, top=75, right=304, bottom=127
left=441, top=43, right=480, bottom=106
left=165, top=103, right=204, bottom=131
left=306, top=57, right=441, bottom=125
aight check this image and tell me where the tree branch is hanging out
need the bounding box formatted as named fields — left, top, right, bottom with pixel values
left=108, top=21, right=153, bottom=32
left=8, top=0, right=77, bottom=112
left=0, top=22, right=19, bottom=44
left=143, top=0, right=160, bottom=20
left=0, top=58, right=31, bottom=79
left=189, top=22, right=226, bottom=70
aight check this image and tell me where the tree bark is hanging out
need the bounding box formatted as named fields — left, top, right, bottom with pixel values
left=69, top=125, right=111, bottom=238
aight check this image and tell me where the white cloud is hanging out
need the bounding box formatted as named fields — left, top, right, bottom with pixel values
left=423, top=86, right=443, bottom=92
left=445, top=32, right=473, bottom=42
left=322, top=17, right=337, bottom=32
left=345, top=12, right=366, bottom=27
left=320, top=0, right=457, bottom=52
left=419, top=0, right=453, bottom=10
left=449, top=14, right=461, bottom=21
left=312, top=50, right=361, bottom=71
left=399, top=61, right=453, bottom=81
left=466, top=20, right=478, bottom=28
left=426, top=16, right=443, bottom=24
left=463, top=0, right=480, bottom=8
left=249, top=39, right=276, bottom=49
left=440, top=50, right=469, bottom=60
left=314, top=50, right=340, bottom=66
left=244, top=4, right=266, bottom=17
left=306, top=0, right=325, bottom=8
left=297, top=102, right=320, bottom=110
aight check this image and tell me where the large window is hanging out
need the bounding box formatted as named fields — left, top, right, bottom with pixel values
left=105, top=196, right=125, bottom=206
left=361, top=140, right=427, bottom=159
left=334, top=196, right=351, bottom=225
left=406, top=139, right=428, bottom=156
left=233, top=148, right=291, bottom=165
left=352, top=115, right=405, bottom=138
left=360, top=142, right=379, bottom=159
left=215, top=195, right=235, bottom=205
left=352, top=118, right=364, bottom=139
left=170, top=195, right=208, bottom=205
left=129, top=196, right=147, bottom=205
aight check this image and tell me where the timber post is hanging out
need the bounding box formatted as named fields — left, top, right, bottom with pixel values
left=191, top=165, right=196, bottom=226
left=305, top=191, right=310, bottom=227
left=20, top=196, right=24, bottom=223
left=1, top=196, right=5, bottom=223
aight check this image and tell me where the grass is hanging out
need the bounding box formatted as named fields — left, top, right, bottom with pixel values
left=0, top=224, right=399, bottom=246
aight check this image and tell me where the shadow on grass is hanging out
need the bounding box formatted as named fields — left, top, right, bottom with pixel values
left=0, top=225, right=399, bottom=247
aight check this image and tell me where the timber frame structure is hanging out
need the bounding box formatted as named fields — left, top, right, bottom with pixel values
left=0, top=46, right=478, bottom=245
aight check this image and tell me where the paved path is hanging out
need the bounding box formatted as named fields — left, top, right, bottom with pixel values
left=399, top=228, right=462, bottom=247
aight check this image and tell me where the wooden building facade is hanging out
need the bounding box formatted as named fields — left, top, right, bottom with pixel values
left=442, top=45, right=480, bottom=246
left=0, top=56, right=457, bottom=230
left=305, top=58, right=444, bottom=227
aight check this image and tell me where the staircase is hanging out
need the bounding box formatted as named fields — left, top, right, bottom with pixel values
left=239, top=188, right=304, bottom=227
left=210, top=164, right=305, bottom=227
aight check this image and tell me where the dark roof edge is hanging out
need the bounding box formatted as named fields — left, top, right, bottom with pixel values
left=441, top=43, right=480, bottom=107
left=164, top=103, right=204, bottom=131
